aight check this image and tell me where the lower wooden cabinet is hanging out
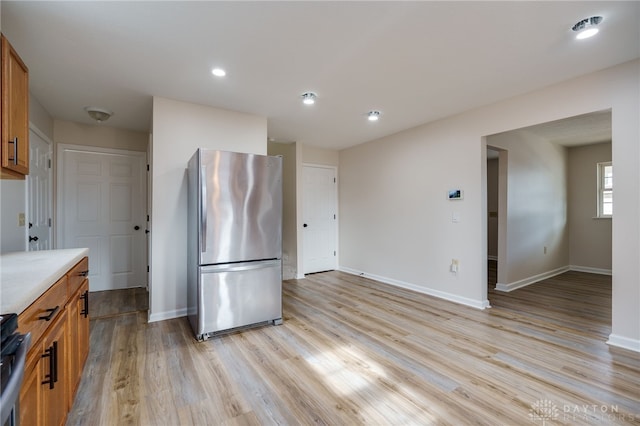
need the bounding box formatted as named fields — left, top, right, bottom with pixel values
left=68, top=279, right=89, bottom=402
left=18, top=257, right=90, bottom=426
left=42, top=310, right=68, bottom=426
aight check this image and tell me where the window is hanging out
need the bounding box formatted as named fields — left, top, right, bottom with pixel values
left=597, top=162, right=612, bottom=217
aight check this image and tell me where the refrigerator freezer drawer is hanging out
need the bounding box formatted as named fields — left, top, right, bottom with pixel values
left=194, top=260, right=282, bottom=338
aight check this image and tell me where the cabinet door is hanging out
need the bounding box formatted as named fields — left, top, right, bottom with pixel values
left=77, top=280, right=90, bottom=368
left=41, top=310, right=68, bottom=426
left=67, top=279, right=89, bottom=402
left=67, top=289, right=79, bottom=405
left=1, top=34, right=29, bottom=177
left=20, top=346, right=43, bottom=426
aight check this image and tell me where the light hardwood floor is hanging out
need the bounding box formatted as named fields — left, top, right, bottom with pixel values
left=67, top=269, right=640, bottom=425
left=89, top=287, right=149, bottom=319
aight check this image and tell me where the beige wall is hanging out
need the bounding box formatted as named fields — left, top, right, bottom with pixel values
left=268, top=142, right=298, bottom=279
left=302, top=144, right=339, bottom=166
left=568, top=142, right=612, bottom=272
left=30, top=94, right=53, bottom=140
left=339, top=59, right=639, bottom=350
left=1, top=94, right=53, bottom=253
left=487, top=130, right=569, bottom=289
left=54, top=120, right=148, bottom=152
left=150, top=96, right=267, bottom=321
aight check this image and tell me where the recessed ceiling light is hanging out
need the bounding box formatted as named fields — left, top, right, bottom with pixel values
left=367, top=111, right=381, bottom=121
left=572, top=16, right=603, bottom=40
left=211, top=67, right=226, bottom=77
left=301, top=92, right=317, bottom=105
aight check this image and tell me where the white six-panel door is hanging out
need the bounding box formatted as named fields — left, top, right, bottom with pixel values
left=302, top=165, right=337, bottom=274
left=27, top=129, right=53, bottom=251
left=58, top=145, right=146, bottom=291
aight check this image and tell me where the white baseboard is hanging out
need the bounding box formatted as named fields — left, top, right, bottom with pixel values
left=569, top=265, right=612, bottom=276
left=149, top=307, right=187, bottom=323
left=339, top=266, right=490, bottom=310
left=607, top=334, right=640, bottom=353
left=495, top=266, right=570, bottom=292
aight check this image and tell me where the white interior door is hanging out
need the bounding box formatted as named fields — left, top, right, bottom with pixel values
left=303, top=165, right=337, bottom=274
left=58, top=145, right=146, bottom=291
left=27, top=129, right=52, bottom=251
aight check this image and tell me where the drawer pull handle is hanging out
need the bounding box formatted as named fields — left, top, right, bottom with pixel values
left=38, top=306, right=60, bottom=321
left=80, top=290, right=89, bottom=318
left=78, top=270, right=89, bottom=277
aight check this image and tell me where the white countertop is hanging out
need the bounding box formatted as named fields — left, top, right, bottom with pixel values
left=0, top=248, right=89, bottom=315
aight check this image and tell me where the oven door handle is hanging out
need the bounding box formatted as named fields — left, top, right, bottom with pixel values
left=0, top=333, right=32, bottom=426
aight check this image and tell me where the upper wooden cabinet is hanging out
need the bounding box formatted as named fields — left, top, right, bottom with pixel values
left=1, top=33, right=30, bottom=179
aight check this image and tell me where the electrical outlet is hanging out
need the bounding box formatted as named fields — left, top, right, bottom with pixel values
left=18, top=213, right=25, bottom=227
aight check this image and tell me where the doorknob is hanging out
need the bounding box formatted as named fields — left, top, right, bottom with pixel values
left=303, top=223, right=308, bottom=228
left=29, top=236, right=39, bottom=242
left=134, top=226, right=140, bottom=230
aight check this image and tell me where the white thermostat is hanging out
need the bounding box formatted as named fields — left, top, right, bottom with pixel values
left=448, top=189, right=463, bottom=200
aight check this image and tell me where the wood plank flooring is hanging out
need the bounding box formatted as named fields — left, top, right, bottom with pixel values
left=89, top=287, right=149, bottom=319
left=67, top=269, right=640, bottom=425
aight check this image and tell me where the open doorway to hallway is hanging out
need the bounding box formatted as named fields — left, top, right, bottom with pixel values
left=484, top=110, right=612, bottom=315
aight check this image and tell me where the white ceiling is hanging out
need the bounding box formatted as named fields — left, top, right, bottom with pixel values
left=2, top=1, right=638, bottom=150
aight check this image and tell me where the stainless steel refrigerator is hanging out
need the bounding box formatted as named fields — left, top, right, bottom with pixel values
left=187, top=149, right=283, bottom=340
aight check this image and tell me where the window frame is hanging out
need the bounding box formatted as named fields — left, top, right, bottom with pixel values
left=596, top=161, right=612, bottom=218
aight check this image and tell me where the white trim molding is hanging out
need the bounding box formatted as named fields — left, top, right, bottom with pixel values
left=149, top=308, right=188, bottom=323
left=339, top=266, right=491, bottom=310
left=569, top=265, right=612, bottom=276
left=607, top=334, right=640, bottom=353
left=495, top=266, right=570, bottom=292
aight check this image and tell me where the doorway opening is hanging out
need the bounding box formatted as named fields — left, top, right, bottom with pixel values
left=57, top=144, right=148, bottom=292
left=484, top=110, right=612, bottom=330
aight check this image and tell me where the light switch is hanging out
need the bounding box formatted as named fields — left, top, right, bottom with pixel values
left=18, top=213, right=25, bottom=227
left=452, top=212, right=460, bottom=223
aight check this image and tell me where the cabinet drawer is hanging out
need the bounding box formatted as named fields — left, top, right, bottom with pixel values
left=17, top=276, right=68, bottom=346
left=67, top=257, right=89, bottom=296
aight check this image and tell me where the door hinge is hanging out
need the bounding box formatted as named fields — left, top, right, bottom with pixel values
left=147, top=164, right=150, bottom=171
left=334, top=251, right=336, bottom=256
left=48, top=218, right=52, bottom=227
left=48, top=159, right=52, bottom=169
left=147, top=215, right=149, bottom=221
left=147, top=265, right=150, bottom=273
left=334, top=177, right=336, bottom=183
left=334, top=214, right=336, bottom=219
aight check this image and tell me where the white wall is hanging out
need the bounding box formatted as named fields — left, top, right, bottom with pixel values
left=568, top=142, right=612, bottom=273
left=339, top=59, right=640, bottom=351
left=487, top=157, right=498, bottom=260
left=487, top=130, right=569, bottom=290
left=150, top=96, right=267, bottom=321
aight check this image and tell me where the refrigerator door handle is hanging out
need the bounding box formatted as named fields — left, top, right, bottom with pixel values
left=200, top=259, right=281, bottom=274
left=201, top=166, right=207, bottom=253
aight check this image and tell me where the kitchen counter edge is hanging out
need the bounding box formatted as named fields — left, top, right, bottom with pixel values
left=0, top=248, right=89, bottom=314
